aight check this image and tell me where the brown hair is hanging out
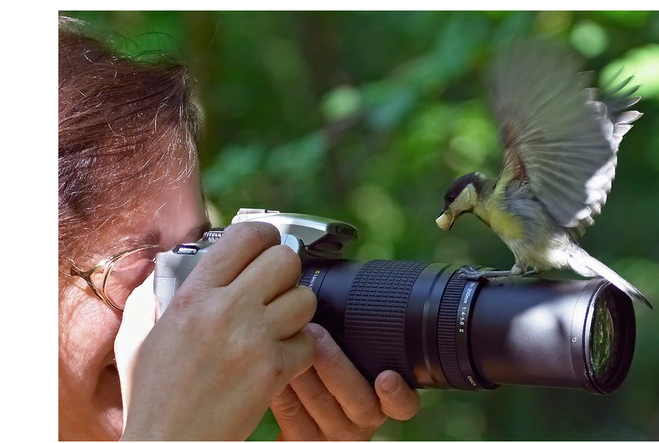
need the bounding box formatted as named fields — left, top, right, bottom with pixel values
left=58, top=17, right=200, bottom=271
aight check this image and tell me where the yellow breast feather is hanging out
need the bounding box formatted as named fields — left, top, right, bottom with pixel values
left=478, top=172, right=525, bottom=241
left=488, top=207, right=525, bottom=241
left=474, top=188, right=525, bottom=242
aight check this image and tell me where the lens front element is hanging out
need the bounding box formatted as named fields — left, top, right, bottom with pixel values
left=584, top=283, right=635, bottom=394
left=589, top=294, right=618, bottom=385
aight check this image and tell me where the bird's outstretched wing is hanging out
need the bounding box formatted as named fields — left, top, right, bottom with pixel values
left=490, top=40, right=642, bottom=230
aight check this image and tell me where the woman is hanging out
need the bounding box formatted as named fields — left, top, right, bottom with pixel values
left=58, top=17, right=419, bottom=440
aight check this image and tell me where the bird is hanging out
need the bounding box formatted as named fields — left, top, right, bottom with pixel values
left=435, top=40, right=652, bottom=309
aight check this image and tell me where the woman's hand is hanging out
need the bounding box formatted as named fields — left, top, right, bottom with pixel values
left=117, top=222, right=317, bottom=441
left=271, top=323, right=420, bottom=440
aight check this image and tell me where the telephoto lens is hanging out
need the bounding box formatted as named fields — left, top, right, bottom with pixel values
left=153, top=210, right=639, bottom=395
left=300, top=260, right=636, bottom=395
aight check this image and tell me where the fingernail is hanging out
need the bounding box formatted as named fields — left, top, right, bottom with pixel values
left=381, top=373, right=400, bottom=393
left=303, top=323, right=325, bottom=341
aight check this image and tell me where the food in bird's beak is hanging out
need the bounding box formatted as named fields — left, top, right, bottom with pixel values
left=436, top=211, right=454, bottom=231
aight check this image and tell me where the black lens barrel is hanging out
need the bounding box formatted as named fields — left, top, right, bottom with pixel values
left=470, top=277, right=635, bottom=393
left=302, top=259, right=636, bottom=394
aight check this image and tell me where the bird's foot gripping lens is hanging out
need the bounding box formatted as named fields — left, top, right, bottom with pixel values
left=456, top=266, right=488, bottom=280
left=457, top=266, right=512, bottom=280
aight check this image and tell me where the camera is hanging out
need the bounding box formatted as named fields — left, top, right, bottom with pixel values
left=154, top=208, right=636, bottom=395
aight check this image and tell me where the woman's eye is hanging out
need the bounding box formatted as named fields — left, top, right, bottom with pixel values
left=102, top=247, right=162, bottom=306
left=111, top=258, right=156, bottom=290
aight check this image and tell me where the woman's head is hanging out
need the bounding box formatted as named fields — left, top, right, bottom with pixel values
left=58, top=16, right=200, bottom=271
left=58, top=17, right=209, bottom=439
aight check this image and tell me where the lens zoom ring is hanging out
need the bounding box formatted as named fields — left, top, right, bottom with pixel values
left=437, top=274, right=468, bottom=389
left=344, top=260, right=428, bottom=383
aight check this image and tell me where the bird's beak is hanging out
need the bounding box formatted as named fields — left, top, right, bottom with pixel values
left=436, top=209, right=455, bottom=231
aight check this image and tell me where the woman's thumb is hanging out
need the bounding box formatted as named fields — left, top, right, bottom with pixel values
left=114, top=273, right=157, bottom=429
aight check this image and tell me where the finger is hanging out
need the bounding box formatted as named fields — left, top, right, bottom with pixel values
left=270, top=384, right=322, bottom=440
left=228, top=243, right=301, bottom=304
left=374, top=370, right=420, bottom=421
left=304, top=323, right=385, bottom=428
left=289, top=367, right=355, bottom=436
left=279, top=331, right=316, bottom=381
left=115, top=273, right=158, bottom=370
left=265, top=286, right=317, bottom=339
left=180, top=222, right=280, bottom=291
left=114, top=273, right=158, bottom=429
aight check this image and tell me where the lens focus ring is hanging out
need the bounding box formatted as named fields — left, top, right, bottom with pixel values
left=437, top=273, right=471, bottom=389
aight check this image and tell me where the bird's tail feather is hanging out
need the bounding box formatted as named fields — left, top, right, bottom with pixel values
left=569, top=250, right=652, bottom=309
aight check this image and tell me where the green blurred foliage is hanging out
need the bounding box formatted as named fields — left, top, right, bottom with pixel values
left=63, top=11, right=659, bottom=440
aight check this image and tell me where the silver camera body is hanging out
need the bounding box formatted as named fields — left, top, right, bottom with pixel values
left=153, top=208, right=358, bottom=316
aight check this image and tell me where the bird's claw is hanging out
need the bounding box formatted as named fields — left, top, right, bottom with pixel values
left=457, top=266, right=538, bottom=281
left=519, top=269, right=538, bottom=277
left=457, top=268, right=512, bottom=280
left=456, top=266, right=480, bottom=280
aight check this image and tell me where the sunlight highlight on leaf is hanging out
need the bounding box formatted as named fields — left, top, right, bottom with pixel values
left=600, top=45, right=659, bottom=99
left=321, top=85, right=362, bottom=121
left=570, top=20, right=608, bottom=57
